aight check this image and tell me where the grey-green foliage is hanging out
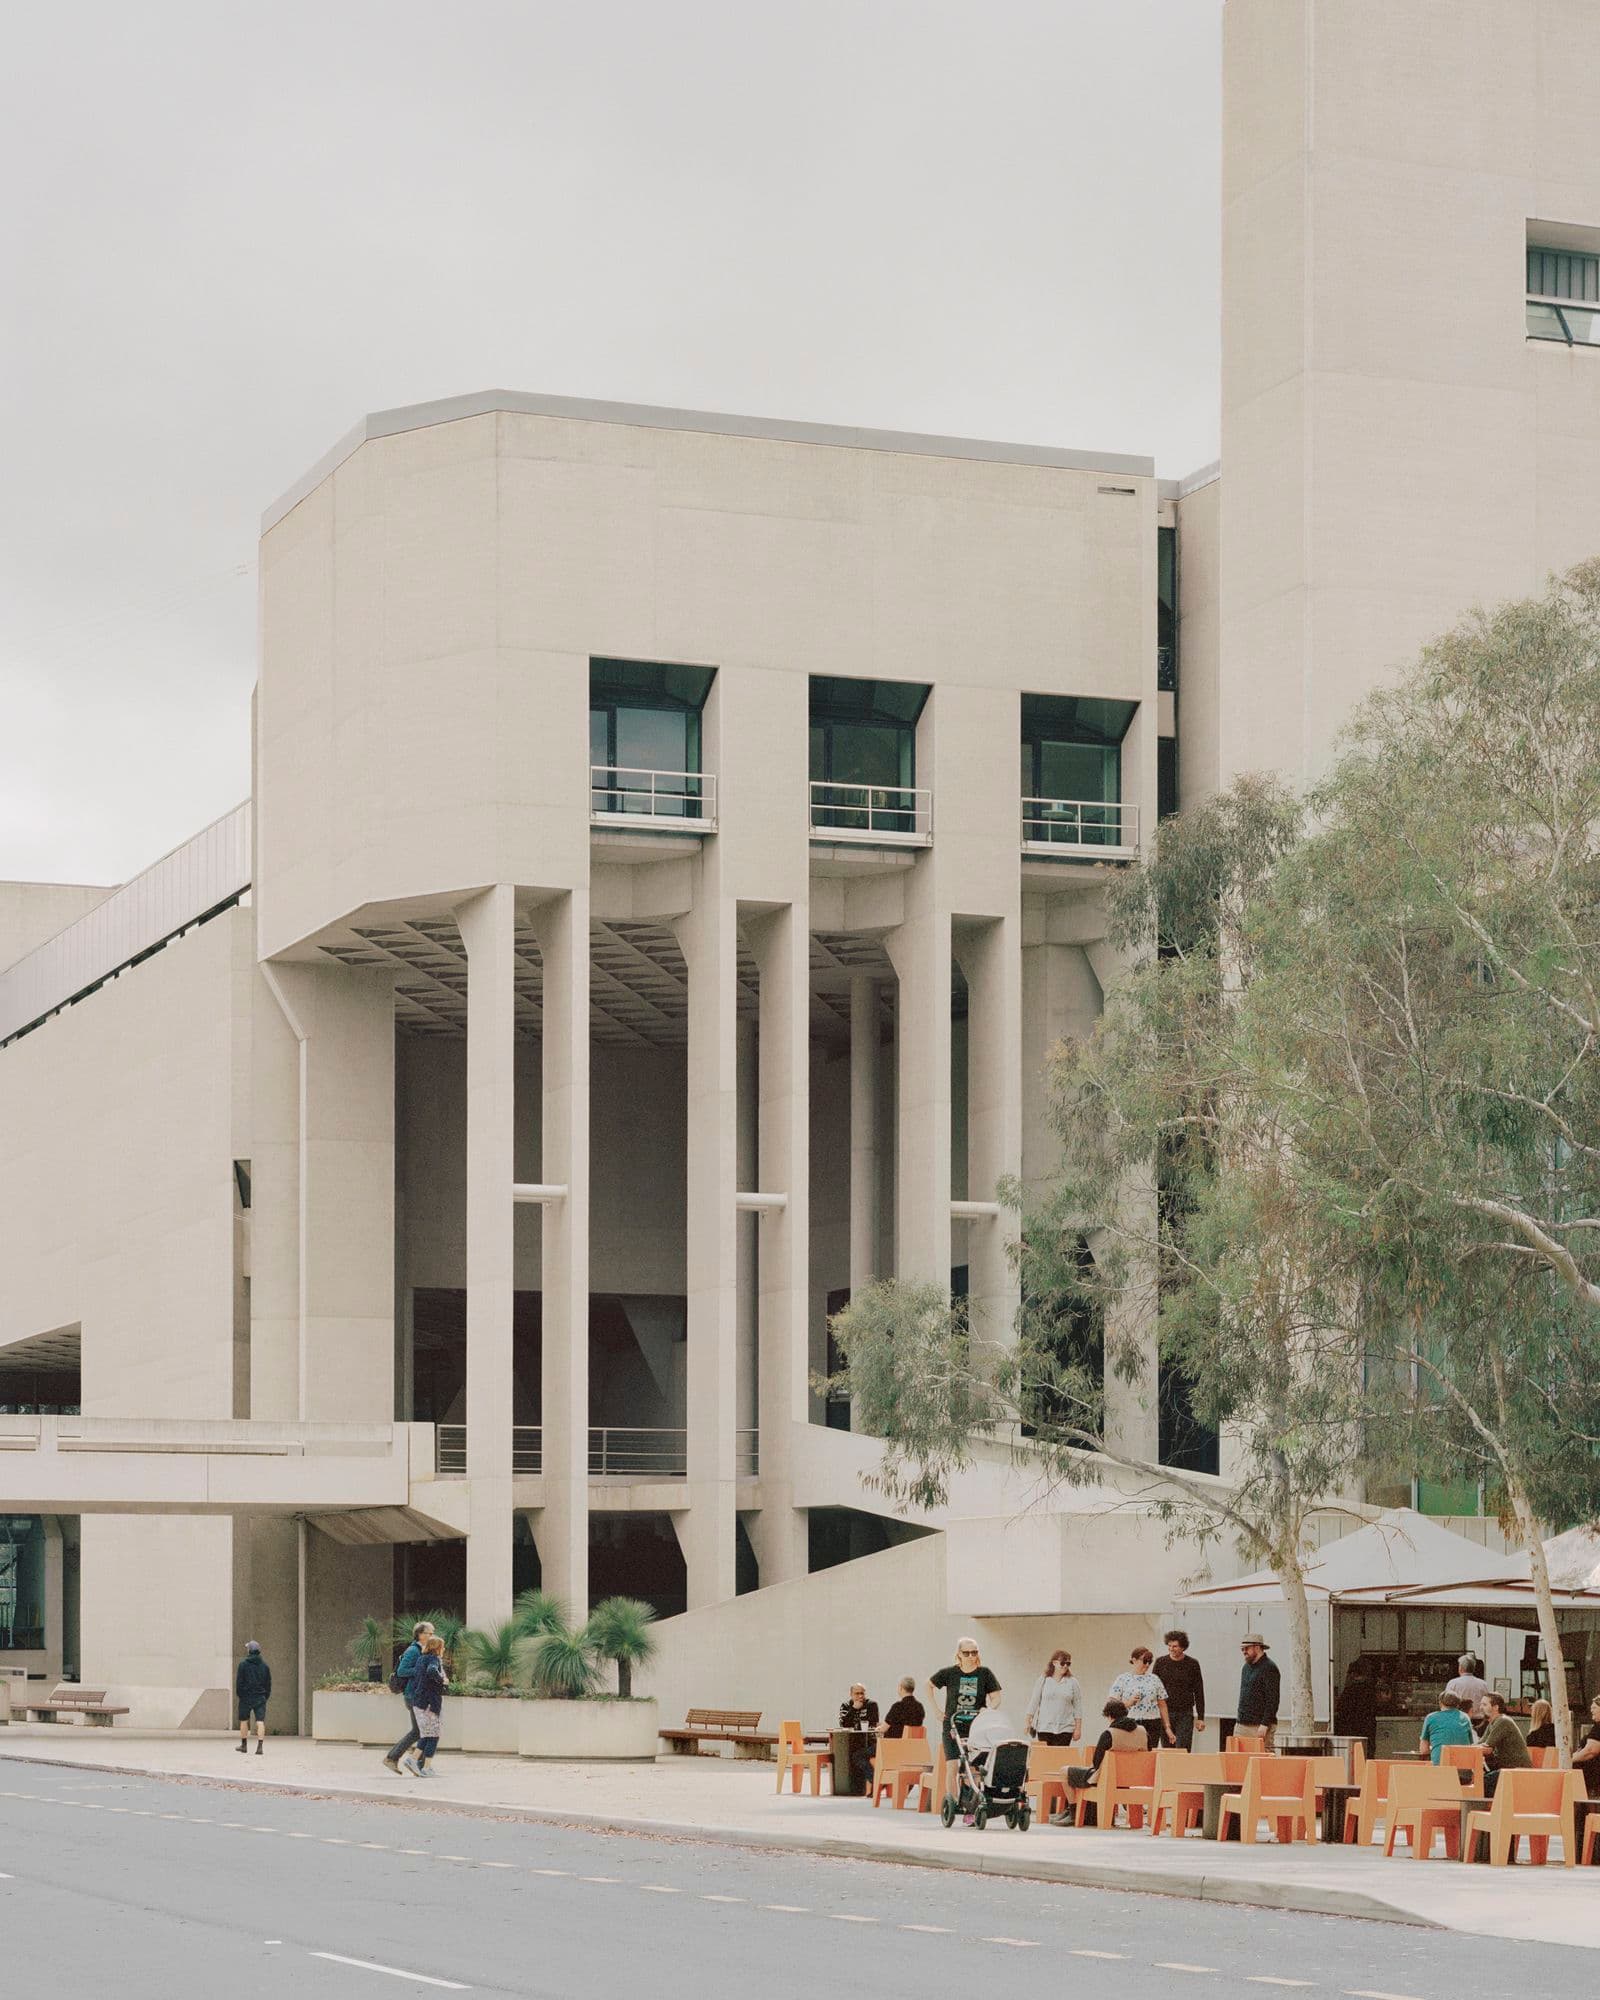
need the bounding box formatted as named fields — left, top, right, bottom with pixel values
left=583, top=1596, right=658, bottom=1699
left=458, top=1619, right=535, bottom=1691
left=348, top=1615, right=390, bottom=1671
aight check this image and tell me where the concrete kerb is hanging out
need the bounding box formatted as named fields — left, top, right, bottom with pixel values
left=0, top=1748, right=1429, bottom=1930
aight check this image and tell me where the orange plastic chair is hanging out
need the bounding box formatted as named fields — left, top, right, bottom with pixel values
left=775, top=1720, right=831, bottom=1796
left=1462, top=1768, right=1582, bottom=1866
left=1350, top=1741, right=1368, bottom=1783
left=1530, top=1746, right=1558, bottom=1770
left=1226, top=1735, right=1269, bottom=1755
left=1442, top=1743, right=1487, bottom=1785
left=1218, top=1755, right=1315, bottom=1845
left=868, top=1732, right=931, bottom=1809
left=1068, top=1749, right=1155, bottom=1829
left=1149, top=1749, right=1208, bottom=1837
left=1343, top=1758, right=1407, bottom=1846
left=1024, top=1741, right=1076, bottom=1823
left=1383, top=1764, right=1469, bottom=1859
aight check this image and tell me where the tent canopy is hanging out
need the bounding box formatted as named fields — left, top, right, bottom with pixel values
left=1175, top=1509, right=1513, bottom=1608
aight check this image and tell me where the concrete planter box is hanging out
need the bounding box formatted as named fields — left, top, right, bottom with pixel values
left=518, top=1698, right=658, bottom=1760
left=312, top=1689, right=657, bottom=1760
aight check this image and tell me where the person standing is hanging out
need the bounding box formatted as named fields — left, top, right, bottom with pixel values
left=1025, top=1649, right=1083, bottom=1746
left=1153, top=1631, right=1205, bottom=1751
left=927, top=1638, right=1001, bottom=1800
left=1235, top=1633, right=1280, bottom=1746
left=403, top=1633, right=448, bottom=1776
left=383, top=1619, right=434, bottom=1775
left=235, top=1640, right=271, bottom=1756
left=1107, top=1645, right=1172, bottom=1749
left=1444, top=1654, right=1491, bottom=1731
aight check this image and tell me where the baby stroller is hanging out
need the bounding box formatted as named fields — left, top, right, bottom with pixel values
left=940, top=1733, right=1032, bottom=1832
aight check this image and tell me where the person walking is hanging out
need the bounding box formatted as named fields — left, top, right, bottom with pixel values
left=403, top=1633, right=448, bottom=1777
left=927, top=1638, right=1001, bottom=1802
left=383, top=1619, right=434, bottom=1775
left=1107, top=1645, right=1172, bottom=1749
left=235, top=1641, right=271, bottom=1756
left=1235, top=1633, right=1280, bottom=1746
left=1025, top=1648, right=1083, bottom=1746
left=1153, top=1631, right=1205, bottom=1751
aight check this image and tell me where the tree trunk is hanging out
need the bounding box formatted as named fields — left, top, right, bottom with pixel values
left=1279, top=1544, right=1318, bottom=1735
left=617, top=1658, right=632, bottom=1700
left=1508, top=1473, right=1571, bottom=1767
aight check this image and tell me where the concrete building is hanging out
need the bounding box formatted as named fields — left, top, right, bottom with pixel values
left=3, top=0, right=1599, bottom=1727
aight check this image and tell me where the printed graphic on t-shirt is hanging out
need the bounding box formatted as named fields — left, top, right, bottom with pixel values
left=953, top=1672, right=982, bottom=1722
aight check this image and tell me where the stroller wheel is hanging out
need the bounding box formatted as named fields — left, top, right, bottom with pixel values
left=1005, top=1808, right=1019, bottom=1830
left=1017, top=1805, right=1032, bottom=1832
left=974, top=1804, right=989, bottom=1831
left=940, top=1795, right=956, bottom=1829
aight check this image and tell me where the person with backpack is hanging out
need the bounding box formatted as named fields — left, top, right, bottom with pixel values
left=402, top=1633, right=449, bottom=1776
left=383, top=1619, right=434, bottom=1775
left=235, top=1641, right=271, bottom=1755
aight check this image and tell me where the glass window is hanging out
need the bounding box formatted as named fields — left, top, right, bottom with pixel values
left=590, top=659, right=713, bottom=819
left=808, top=678, right=929, bottom=835
left=1021, top=693, right=1136, bottom=847
left=1527, top=300, right=1572, bottom=343
left=0, top=1517, right=46, bottom=1651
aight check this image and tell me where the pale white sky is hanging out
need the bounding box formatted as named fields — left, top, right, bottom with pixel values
left=1, top=0, right=1223, bottom=886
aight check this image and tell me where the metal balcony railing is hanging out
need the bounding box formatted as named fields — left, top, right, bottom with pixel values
left=808, top=780, right=933, bottom=845
left=590, top=766, right=716, bottom=830
left=433, top=1424, right=694, bottom=1478
left=1021, top=797, right=1139, bottom=855
left=737, top=1428, right=759, bottom=1477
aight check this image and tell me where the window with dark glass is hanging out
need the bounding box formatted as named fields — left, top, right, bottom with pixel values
left=1526, top=243, right=1600, bottom=348
left=1157, top=524, right=1177, bottom=690
left=589, top=660, right=715, bottom=820
left=808, top=677, right=930, bottom=834
left=1020, top=694, right=1137, bottom=847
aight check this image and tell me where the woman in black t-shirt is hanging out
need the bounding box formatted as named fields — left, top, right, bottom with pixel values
left=927, top=1638, right=1002, bottom=1789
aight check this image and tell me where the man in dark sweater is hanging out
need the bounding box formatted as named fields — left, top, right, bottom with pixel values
left=235, top=1641, right=271, bottom=1755
left=1235, top=1633, right=1280, bottom=1745
left=1154, top=1630, right=1206, bottom=1750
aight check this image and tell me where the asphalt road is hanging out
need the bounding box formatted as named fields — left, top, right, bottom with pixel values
left=0, top=1763, right=1586, bottom=1997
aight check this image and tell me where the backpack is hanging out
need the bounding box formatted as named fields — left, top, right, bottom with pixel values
left=388, top=1669, right=406, bottom=1695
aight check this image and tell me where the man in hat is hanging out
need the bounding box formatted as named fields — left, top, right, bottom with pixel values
left=235, top=1640, right=271, bottom=1755
left=1235, top=1633, right=1280, bottom=1747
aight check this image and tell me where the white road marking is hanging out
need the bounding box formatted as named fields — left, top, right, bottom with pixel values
left=763, top=1903, right=809, bottom=1913
left=1247, top=1982, right=1314, bottom=1990
left=1157, top=1966, right=1219, bottom=1975
left=0, top=1873, right=12, bottom=1880
left=1073, top=1950, right=1128, bottom=1960
left=359, top=1842, right=389, bottom=1850
left=530, top=1867, right=569, bottom=1876
left=641, top=1884, right=681, bottom=1894
left=702, top=1894, right=744, bottom=1903
left=899, top=1924, right=953, bottom=1934
left=983, top=1937, right=1041, bottom=1948
left=309, top=1952, right=469, bottom=1989
left=1347, top=1992, right=1425, bottom=2000
left=481, top=1861, right=514, bottom=1869
left=252, top=1827, right=278, bottom=1835
left=400, top=1849, right=429, bottom=1857
left=830, top=1913, right=877, bottom=1923
left=440, top=1855, right=471, bottom=1864
left=579, top=1874, right=620, bottom=1884
left=321, top=1837, right=350, bottom=1845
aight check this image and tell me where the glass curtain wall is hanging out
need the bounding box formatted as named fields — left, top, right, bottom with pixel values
left=808, top=677, right=930, bottom=834
left=589, top=660, right=715, bottom=820
left=0, top=1517, right=46, bottom=1651
left=1020, top=694, right=1137, bottom=847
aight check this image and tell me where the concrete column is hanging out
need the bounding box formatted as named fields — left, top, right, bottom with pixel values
left=886, top=906, right=953, bottom=1287
left=747, top=902, right=810, bottom=1586
left=533, top=888, right=591, bottom=1622
left=956, top=917, right=1023, bottom=1364
left=457, top=884, right=517, bottom=1630
left=674, top=876, right=738, bottom=1608
left=849, top=976, right=880, bottom=1298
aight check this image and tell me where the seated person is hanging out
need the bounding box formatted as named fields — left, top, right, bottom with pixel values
left=1049, top=1700, right=1145, bottom=1824
left=1479, top=1692, right=1531, bottom=1798
left=1419, top=1689, right=1475, bottom=1764
left=1574, top=1696, right=1600, bottom=1798
left=1525, top=1698, right=1556, bottom=1750
left=838, top=1682, right=878, bottom=1792
left=879, top=1676, right=925, bottom=1738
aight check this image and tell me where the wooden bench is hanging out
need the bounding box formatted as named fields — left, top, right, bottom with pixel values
left=23, top=1684, right=129, bottom=1727
left=659, top=1708, right=775, bottom=1760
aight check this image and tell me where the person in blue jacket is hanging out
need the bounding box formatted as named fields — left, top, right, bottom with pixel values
left=403, top=1634, right=449, bottom=1777
left=383, top=1619, right=434, bottom=1775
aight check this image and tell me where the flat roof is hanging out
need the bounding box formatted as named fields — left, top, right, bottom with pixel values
left=263, top=388, right=1156, bottom=533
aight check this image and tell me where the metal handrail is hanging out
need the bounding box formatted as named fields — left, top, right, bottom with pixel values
left=1020, top=796, right=1139, bottom=853
left=434, top=1423, right=691, bottom=1478
left=808, top=780, right=933, bottom=845
left=590, top=766, right=716, bottom=829
left=736, top=1427, right=759, bottom=1477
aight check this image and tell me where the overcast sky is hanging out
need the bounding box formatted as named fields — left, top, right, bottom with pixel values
left=1, top=0, right=1223, bottom=887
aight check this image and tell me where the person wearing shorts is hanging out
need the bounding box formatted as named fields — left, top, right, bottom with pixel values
left=235, top=1640, right=271, bottom=1755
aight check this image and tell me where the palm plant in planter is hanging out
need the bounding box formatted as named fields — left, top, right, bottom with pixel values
left=349, top=1615, right=391, bottom=1684
left=511, top=1588, right=568, bottom=1640
left=583, top=1596, right=657, bottom=1699
left=527, top=1625, right=601, bottom=1699
left=458, top=1619, right=533, bottom=1691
